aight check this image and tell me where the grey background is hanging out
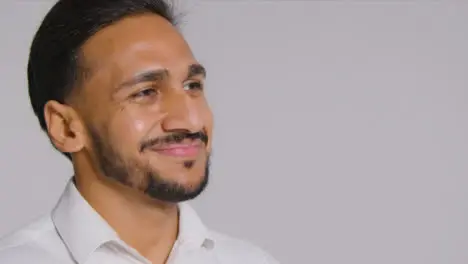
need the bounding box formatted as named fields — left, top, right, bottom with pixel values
left=1, top=1, right=468, bottom=263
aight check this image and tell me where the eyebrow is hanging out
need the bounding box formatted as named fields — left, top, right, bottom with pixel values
left=188, top=63, right=207, bottom=79
left=118, top=68, right=169, bottom=89
left=116, top=63, right=207, bottom=91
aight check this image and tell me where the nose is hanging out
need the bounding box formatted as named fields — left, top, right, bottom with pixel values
left=160, top=91, right=204, bottom=133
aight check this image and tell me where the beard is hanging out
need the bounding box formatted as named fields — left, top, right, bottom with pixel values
left=87, top=126, right=210, bottom=203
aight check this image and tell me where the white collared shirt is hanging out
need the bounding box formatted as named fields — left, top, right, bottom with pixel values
left=0, top=179, right=279, bottom=264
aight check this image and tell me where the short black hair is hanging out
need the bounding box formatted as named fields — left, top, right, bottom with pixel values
left=27, top=0, right=178, bottom=160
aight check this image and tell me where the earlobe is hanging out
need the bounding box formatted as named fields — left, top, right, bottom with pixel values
left=44, top=101, right=85, bottom=154
left=65, top=120, right=85, bottom=152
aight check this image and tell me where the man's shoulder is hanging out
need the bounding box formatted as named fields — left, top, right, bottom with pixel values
left=208, top=230, right=280, bottom=264
left=0, top=215, right=53, bottom=248
left=0, top=215, right=65, bottom=264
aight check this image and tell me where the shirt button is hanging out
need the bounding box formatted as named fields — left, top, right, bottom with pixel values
left=201, top=239, right=214, bottom=250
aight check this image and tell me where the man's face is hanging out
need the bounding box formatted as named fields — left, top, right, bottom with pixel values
left=75, top=14, right=213, bottom=202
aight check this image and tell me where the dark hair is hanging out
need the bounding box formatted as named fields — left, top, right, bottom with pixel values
left=27, top=0, right=178, bottom=160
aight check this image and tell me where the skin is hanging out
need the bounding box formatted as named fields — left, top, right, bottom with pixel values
left=42, top=14, right=213, bottom=263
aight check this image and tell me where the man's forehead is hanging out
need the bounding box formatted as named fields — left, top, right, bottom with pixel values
left=80, top=14, right=193, bottom=71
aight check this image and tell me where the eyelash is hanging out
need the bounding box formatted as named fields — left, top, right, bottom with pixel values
left=183, top=80, right=204, bottom=91
left=130, top=81, right=204, bottom=101
left=132, top=87, right=158, bottom=99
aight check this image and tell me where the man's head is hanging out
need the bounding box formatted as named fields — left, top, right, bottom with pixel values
left=28, top=0, right=213, bottom=203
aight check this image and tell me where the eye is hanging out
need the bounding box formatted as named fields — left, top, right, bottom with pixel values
left=131, top=88, right=158, bottom=98
left=183, top=81, right=204, bottom=91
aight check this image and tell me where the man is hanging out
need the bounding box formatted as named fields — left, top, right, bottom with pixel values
left=0, top=0, right=279, bottom=263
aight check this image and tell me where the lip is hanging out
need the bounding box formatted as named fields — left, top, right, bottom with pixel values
left=150, top=142, right=203, bottom=158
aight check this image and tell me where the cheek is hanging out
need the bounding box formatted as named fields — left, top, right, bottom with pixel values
left=198, top=98, right=213, bottom=124
left=134, top=119, right=146, bottom=132
left=119, top=117, right=153, bottom=142
left=202, top=105, right=214, bottom=150
left=107, top=111, right=155, bottom=151
left=115, top=108, right=166, bottom=144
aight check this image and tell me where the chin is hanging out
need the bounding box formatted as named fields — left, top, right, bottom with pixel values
left=168, top=169, right=208, bottom=186
left=144, top=171, right=209, bottom=203
left=140, top=155, right=210, bottom=202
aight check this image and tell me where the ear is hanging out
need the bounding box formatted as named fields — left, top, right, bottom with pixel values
left=44, top=100, right=85, bottom=154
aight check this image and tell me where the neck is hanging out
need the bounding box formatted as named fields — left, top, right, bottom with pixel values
left=72, top=158, right=179, bottom=263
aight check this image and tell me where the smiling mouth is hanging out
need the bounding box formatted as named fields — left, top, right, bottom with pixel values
left=149, top=140, right=203, bottom=158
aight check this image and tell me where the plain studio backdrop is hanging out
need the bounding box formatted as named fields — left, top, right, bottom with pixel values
left=1, top=0, right=468, bottom=263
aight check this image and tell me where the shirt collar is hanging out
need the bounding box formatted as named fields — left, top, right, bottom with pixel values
left=52, top=178, right=214, bottom=264
left=177, top=202, right=214, bottom=250
left=51, top=179, right=119, bottom=264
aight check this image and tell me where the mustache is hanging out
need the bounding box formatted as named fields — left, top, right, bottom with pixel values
left=139, top=131, right=209, bottom=152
